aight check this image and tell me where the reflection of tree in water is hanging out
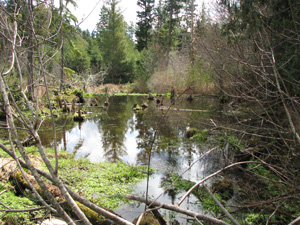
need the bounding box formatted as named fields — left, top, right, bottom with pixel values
left=73, top=138, right=84, bottom=155
left=134, top=102, right=185, bottom=168
left=40, top=116, right=75, bottom=147
left=135, top=112, right=155, bottom=165
left=160, top=172, right=178, bottom=205
left=98, top=96, right=137, bottom=162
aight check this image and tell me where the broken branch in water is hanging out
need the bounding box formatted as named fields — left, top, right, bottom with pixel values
left=126, top=195, right=231, bottom=225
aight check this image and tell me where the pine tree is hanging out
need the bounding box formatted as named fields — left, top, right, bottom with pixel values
left=136, top=0, right=155, bottom=51
left=183, top=0, right=197, bottom=65
left=97, top=0, right=135, bottom=83
left=164, top=0, right=184, bottom=54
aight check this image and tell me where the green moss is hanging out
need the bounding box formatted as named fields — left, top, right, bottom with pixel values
left=191, top=129, right=208, bottom=142
left=211, top=177, right=234, bottom=201
left=75, top=201, right=108, bottom=224
left=0, top=188, right=46, bottom=224
left=132, top=212, right=160, bottom=225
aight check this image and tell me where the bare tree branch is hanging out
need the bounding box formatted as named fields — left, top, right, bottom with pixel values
left=127, top=195, right=231, bottom=225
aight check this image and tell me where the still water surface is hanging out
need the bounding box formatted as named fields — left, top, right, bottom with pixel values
left=24, top=95, right=234, bottom=223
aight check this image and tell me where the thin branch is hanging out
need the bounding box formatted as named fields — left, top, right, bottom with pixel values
left=148, top=147, right=218, bottom=209
left=177, top=161, right=262, bottom=206
left=127, top=195, right=231, bottom=225
left=289, top=216, right=300, bottom=225
left=204, top=185, right=240, bottom=225
left=0, top=143, right=134, bottom=225
left=2, top=10, right=17, bottom=76
left=7, top=121, right=56, bottom=214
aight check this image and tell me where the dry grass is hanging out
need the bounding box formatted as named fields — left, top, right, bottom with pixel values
left=80, top=83, right=134, bottom=94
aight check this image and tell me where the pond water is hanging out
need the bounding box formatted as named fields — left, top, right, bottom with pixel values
left=5, top=95, right=236, bottom=224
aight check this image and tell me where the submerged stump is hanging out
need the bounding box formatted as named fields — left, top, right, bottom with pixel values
left=73, top=109, right=86, bottom=122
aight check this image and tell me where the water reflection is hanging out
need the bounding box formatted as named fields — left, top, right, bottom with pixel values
left=55, top=95, right=230, bottom=174
left=48, top=95, right=232, bottom=223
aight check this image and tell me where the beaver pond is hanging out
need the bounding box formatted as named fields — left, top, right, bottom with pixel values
left=10, top=95, right=240, bottom=224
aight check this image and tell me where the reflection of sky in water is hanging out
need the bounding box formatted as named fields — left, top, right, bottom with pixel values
left=56, top=96, right=229, bottom=223
left=58, top=120, right=106, bottom=161
left=58, top=119, right=142, bottom=163
left=121, top=129, right=140, bottom=164
left=58, top=111, right=224, bottom=177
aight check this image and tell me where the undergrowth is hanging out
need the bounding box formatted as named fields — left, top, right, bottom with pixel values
left=0, top=145, right=148, bottom=224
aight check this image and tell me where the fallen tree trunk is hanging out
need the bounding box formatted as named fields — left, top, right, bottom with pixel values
left=157, top=106, right=214, bottom=112
left=126, top=195, right=231, bottom=225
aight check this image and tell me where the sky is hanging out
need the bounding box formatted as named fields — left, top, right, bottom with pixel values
left=57, top=0, right=215, bottom=32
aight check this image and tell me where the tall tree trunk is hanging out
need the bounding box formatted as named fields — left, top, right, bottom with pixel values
left=27, top=0, right=34, bottom=100
left=167, top=0, right=174, bottom=64
left=60, top=0, right=65, bottom=91
left=190, top=0, right=195, bottom=66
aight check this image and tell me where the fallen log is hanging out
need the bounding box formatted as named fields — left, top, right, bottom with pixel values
left=157, top=106, right=215, bottom=112
left=126, top=195, right=230, bottom=225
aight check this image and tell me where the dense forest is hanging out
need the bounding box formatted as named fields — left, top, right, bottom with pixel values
left=0, top=0, right=300, bottom=224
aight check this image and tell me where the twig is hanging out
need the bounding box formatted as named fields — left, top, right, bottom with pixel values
left=204, top=185, right=240, bottom=225
left=136, top=203, right=165, bottom=225
left=194, top=215, right=204, bottom=225
left=266, top=203, right=282, bottom=225
left=148, top=147, right=218, bottom=209
left=144, top=88, right=191, bottom=212
left=177, top=161, right=263, bottom=206
left=0, top=200, right=11, bottom=210
left=0, top=206, right=48, bottom=213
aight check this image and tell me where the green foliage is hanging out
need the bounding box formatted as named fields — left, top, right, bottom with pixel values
left=245, top=214, right=260, bottom=224
left=132, top=48, right=158, bottom=92
left=218, top=132, right=244, bottom=151
left=136, top=0, right=155, bottom=51
left=187, top=59, right=213, bottom=87
left=220, top=0, right=300, bottom=96
left=0, top=189, right=46, bottom=224
left=52, top=88, right=59, bottom=96
left=163, top=174, right=223, bottom=214
left=63, top=67, right=76, bottom=80
left=48, top=152, right=147, bottom=209
left=64, top=36, right=91, bottom=74
left=191, top=129, right=208, bottom=142
left=72, top=89, right=84, bottom=99
left=96, top=0, right=137, bottom=84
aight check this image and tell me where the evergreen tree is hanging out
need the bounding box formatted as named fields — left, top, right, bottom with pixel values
left=183, top=0, right=197, bottom=65
left=164, top=0, right=184, bottom=53
left=136, top=0, right=155, bottom=51
left=64, top=34, right=91, bottom=74
left=82, top=30, right=102, bottom=73
left=220, top=0, right=300, bottom=96
left=97, top=0, right=135, bottom=83
left=153, top=0, right=185, bottom=60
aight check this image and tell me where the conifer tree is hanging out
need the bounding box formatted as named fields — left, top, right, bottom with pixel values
left=136, top=0, right=155, bottom=51
left=97, top=0, right=135, bottom=83
left=164, top=0, right=184, bottom=54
